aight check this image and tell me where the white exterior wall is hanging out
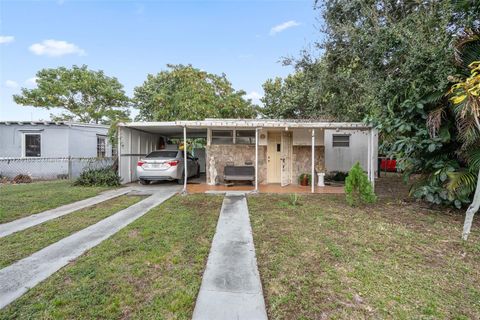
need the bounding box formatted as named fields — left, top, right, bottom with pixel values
left=118, top=126, right=160, bottom=184
left=0, top=124, right=69, bottom=158
left=324, top=129, right=378, bottom=174
left=0, top=123, right=112, bottom=179
left=68, top=126, right=111, bottom=158
left=0, top=123, right=110, bottom=158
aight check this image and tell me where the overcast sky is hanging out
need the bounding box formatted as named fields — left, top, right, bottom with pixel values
left=0, top=0, right=321, bottom=121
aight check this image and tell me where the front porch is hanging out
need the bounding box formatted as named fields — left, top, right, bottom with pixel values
left=186, top=182, right=345, bottom=194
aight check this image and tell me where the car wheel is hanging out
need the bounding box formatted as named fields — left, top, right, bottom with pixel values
left=139, top=179, right=150, bottom=185
left=176, top=175, right=185, bottom=184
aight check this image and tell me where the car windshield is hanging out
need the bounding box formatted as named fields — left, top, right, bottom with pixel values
left=146, top=151, right=178, bottom=158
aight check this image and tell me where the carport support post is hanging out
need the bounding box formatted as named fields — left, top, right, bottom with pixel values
left=367, top=131, right=372, bottom=182
left=311, top=129, right=315, bottom=194
left=254, top=128, right=259, bottom=193
left=182, top=125, right=187, bottom=195
left=370, top=128, right=375, bottom=191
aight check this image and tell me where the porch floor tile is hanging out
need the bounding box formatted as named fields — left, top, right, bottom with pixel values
left=187, top=183, right=344, bottom=194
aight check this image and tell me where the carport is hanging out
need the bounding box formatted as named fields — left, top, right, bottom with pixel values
left=118, top=120, right=377, bottom=194
left=117, top=122, right=208, bottom=193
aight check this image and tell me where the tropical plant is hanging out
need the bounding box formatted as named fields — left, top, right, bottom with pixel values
left=447, top=56, right=480, bottom=239
left=345, top=162, right=376, bottom=206
left=289, top=193, right=301, bottom=207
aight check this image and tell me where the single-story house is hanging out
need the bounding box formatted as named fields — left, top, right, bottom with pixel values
left=0, top=121, right=114, bottom=179
left=117, top=119, right=378, bottom=193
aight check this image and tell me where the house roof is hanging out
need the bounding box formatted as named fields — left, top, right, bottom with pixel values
left=0, top=121, right=109, bottom=129
left=119, top=119, right=372, bottom=138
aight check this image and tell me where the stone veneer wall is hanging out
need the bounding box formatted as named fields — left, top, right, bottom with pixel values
left=292, top=146, right=325, bottom=185
left=205, top=144, right=267, bottom=185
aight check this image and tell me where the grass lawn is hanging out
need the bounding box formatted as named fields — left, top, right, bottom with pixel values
left=249, top=177, right=480, bottom=319
left=0, top=180, right=114, bottom=224
left=0, top=194, right=222, bottom=320
left=0, top=195, right=144, bottom=269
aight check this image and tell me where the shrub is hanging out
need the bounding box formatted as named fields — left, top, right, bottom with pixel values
left=345, top=162, right=376, bottom=206
left=74, top=167, right=121, bottom=187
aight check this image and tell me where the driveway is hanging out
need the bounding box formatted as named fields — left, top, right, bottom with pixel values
left=0, top=184, right=180, bottom=309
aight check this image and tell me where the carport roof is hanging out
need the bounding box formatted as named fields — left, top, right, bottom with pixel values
left=119, top=119, right=372, bottom=137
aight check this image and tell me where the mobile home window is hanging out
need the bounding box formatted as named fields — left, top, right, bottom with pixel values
left=97, top=136, right=107, bottom=158
left=332, top=134, right=350, bottom=147
left=235, top=130, right=255, bottom=144
left=211, top=130, right=233, bottom=145
left=24, top=133, right=41, bottom=157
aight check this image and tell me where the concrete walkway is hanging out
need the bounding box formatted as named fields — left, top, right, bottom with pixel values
left=0, top=187, right=133, bottom=238
left=0, top=185, right=179, bottom=309
left=192, top=193, right=268, bottom=320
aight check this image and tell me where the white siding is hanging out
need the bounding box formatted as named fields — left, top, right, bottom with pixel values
left=118, top=126, right=161, bottom=184
left=324, top=129, right=378, bottom=174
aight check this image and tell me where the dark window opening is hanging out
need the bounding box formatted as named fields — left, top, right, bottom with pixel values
left=24, top=134, right=41, bottom=157
left=146, top=151, right=179, bottom=158
left=212, top=130, right=234, bottom=145
left=236, top=130, right=255, bottom=144
left=97, top=136, right=106, bottom=158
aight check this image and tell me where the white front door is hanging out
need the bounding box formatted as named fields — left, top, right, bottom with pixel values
left=267, top=132, right=281, bottom=183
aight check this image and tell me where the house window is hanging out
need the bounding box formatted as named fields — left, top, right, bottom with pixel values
left=24, top=133, right=41, bottom=157
left=332, top=134, right=350, bottom=147
left=97, top=136, right=107, bottom=158
left=211, top=130, right=233, bottom=145
left=235, top=130, right=255, bottom=144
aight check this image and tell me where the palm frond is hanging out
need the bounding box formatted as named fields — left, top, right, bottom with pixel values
left=453, top=30, right=480, bottom=69
left=427, top=107, right=445, bottom=138
left=447, top=170, right=477, bottom=196
left=466, top=147, right=480, bottom=170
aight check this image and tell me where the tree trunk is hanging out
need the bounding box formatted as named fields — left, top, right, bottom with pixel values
left=462, top=168, right=480, bottom=240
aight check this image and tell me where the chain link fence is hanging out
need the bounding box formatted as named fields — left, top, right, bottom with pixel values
left=0, top=157, right=115, bottom=181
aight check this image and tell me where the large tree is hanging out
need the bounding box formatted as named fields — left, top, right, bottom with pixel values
left=261, top=63, right=328, bottom=119
left=14, top=65, right=130, bottom=124
left=133, top=64, right=257, bottom=121
left=283, top=0, right=478, bottom=208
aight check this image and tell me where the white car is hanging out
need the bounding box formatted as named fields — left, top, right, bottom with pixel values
left=136, top=150, right=200, bottom=185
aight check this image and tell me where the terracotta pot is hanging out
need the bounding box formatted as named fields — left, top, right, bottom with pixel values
left=300, top=175, right=308, bottom=186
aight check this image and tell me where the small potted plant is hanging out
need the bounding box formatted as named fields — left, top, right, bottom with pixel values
left=298, top=173, right=311, bottom=186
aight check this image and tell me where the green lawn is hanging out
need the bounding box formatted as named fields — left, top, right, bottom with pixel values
left=0, top=180, right=114, bottom=224
left=0, top=194, right=222, bottom=320
left=249, top=182, right=480, bottom=319
left=0, top=195, right=144, bottom=268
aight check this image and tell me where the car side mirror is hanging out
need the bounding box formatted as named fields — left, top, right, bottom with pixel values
left=194, top=157, right=199, bottom=161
